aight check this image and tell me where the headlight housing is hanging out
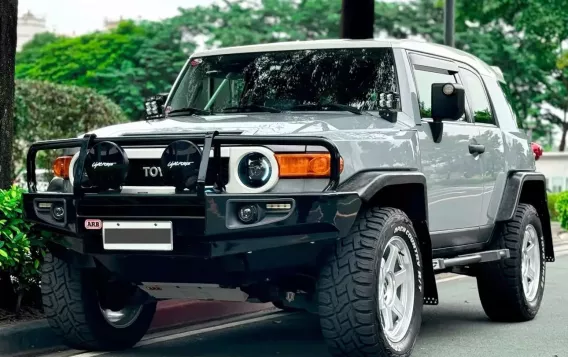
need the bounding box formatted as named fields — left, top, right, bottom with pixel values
left=226, top=147, right=280, bottom=193
left=238, top=152, right=272, bottom=188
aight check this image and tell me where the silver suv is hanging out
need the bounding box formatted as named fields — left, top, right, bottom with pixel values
left=23, top=39, right=554, bottom=357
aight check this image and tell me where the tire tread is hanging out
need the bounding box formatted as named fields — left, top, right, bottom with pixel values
left=476, top=203, right=544, bottom=322
left=317, top=207, right=419, bottom=357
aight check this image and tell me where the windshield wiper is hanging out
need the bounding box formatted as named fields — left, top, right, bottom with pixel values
left=292, top=103, right=362, bottom=115
left=222, top=104, right=282, bottom=113
left=167, top=107, right=211, bottom=116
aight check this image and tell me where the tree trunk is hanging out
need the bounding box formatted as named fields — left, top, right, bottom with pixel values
left=560, top=122, right=568, bottom=152
left=340, top=0, right=374, bottom=39
left=0, top=0, right=18, bottom=189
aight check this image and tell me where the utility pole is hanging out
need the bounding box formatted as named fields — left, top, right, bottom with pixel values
left=444, top=0, right=455, bottom=47
left=340, top=0, right=374, bottom=39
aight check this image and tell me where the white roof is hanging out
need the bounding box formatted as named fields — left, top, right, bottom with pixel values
left=190, top=39, right=499, bottom=79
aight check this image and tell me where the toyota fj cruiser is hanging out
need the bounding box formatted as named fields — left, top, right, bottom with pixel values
left=23, top=39, right=554, bottom=357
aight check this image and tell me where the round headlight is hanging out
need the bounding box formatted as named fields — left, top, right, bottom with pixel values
left=238, top=153, right=272, bottom=188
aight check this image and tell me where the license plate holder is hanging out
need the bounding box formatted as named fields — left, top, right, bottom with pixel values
left=102, top=221, right=173, bottom=251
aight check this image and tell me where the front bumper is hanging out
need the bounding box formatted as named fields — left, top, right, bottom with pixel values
left=23, top=131, right=361, bottom=258
left=23, top=191, right=361, bottom=257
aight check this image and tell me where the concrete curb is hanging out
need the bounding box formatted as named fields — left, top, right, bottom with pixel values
left=0, top=300, right=273, bottom=357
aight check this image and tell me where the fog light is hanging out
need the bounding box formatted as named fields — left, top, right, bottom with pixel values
left=238, top=205, right=259, bottom=224
left=51, top=204, right=65, bottom=221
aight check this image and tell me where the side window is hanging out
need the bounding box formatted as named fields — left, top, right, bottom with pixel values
left=460, top=69, right=495, bottom=125
left=484, top=77, right=519, bottom=131
left=413, top=69, right=465, bottom=121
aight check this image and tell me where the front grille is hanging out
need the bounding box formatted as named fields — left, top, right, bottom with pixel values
left=125, top=158, right=229, bottom=187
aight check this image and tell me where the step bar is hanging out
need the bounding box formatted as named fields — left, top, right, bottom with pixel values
left=432, top=249, right=510, bottom=271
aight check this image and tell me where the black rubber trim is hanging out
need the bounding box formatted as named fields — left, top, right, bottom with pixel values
left=496, top=172, right=545, bottom=221
left=338, top=170, right=426, bottom=202
left=495, top=171, right=554, bottom=262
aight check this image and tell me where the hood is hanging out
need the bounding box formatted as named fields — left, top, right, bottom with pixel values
left=87, top=112, right=413, bottom=137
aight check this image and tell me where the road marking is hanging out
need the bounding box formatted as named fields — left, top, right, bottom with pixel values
left=69, top=312, right=288, bottom=357
left=436, top=275, right=468, bottom=283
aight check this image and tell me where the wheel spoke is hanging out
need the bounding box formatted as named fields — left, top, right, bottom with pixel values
left=527, top=265, right=536, bottom=281
left=381, top=306, right=394, bottom=331
left=394, top=268, right=407, bottom=288
left=526, top=242, right=535, bottom=255
left=392, top=297, right=405, bottom=319
left=385, top=246, right=399, bottom=272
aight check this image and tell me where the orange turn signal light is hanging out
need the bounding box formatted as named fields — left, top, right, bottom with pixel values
left=52, top=156, right=73, bottom=179
left=275, top=153, right=344, bottom=178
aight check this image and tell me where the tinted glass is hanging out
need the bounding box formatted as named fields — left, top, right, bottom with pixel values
left=413, top=69, right=465, bottom=121
left=168, top=48, right=399, bottom=115
left=460, top=69, right=495, bottom=125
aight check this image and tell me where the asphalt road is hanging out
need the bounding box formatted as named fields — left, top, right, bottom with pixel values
left=45, top=247, right=568, bottom=357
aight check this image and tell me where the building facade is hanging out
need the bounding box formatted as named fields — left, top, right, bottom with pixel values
left=17, top=11, right=48, bottom=51
left=536, top=152, right=568, bottom=192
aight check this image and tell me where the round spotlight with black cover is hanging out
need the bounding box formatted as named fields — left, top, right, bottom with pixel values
left=84, top=141, right=129, bottom=190
left=160, top=140, right=202, bottom=191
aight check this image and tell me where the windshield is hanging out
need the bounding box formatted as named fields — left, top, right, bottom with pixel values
left=167, top=47, right=399, bottom=115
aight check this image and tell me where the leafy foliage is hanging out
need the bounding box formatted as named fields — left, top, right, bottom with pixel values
left=13, top=79, right=127, bottom=170
left=555, top=191, right=568, bottom=230
left=16, top=32, right=65, bottom=65
left=548, top=192, right=561, bottom=221
left=0, top=186, right=58, bottom=298
left=16, top=20, right=194, bottom=119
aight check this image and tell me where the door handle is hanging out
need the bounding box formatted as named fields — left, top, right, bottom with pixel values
left=468, top=144, right=485, bottom=155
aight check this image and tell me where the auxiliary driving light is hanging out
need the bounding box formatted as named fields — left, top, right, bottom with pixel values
left=84, top=141, right=129, bottom=190
left=160, top=140, right=202, bottom=191
left=238, top=205, right=259, bottom=224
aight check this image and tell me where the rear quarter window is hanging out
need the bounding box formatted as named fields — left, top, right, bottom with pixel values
left=482, top=76, right=519, bottom=131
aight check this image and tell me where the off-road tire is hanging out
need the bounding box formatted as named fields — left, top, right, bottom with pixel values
left=41, top=253, right=157, bottom=351
left=476, top=203, right=546, bottom=322
left=317, top=207, right=424, bottom=357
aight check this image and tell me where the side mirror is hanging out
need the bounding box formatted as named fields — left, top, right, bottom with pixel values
left=144, top=92, right=169, bottom=119
left=431, top=83, right=465, bottom=122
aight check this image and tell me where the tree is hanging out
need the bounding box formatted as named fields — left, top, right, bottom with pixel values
left=459, top=0, right=568, bottom=149
left=540, top=53, right=568, bottom=150
left=16, top=32, right=65, bottom=65
left=376, top=0, right=564, bottom=145
left=13, top=80, right=128, bottom=171
left=16, top=20, right=195, bottom=120
left=0, top=0, right=17, bottom=189
left=0, top=0, right=18, bottom=312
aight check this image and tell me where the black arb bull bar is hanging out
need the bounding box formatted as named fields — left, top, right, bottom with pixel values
left=23, top=131, right=362, bottom=257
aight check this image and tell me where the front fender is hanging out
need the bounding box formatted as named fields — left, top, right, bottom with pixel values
left=338, top=171, right=438, bottom=304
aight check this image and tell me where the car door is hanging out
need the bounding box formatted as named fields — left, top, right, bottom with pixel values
left=458, top=66, right=507, bottom=232
left=407, top=52, right=485, bottom=249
